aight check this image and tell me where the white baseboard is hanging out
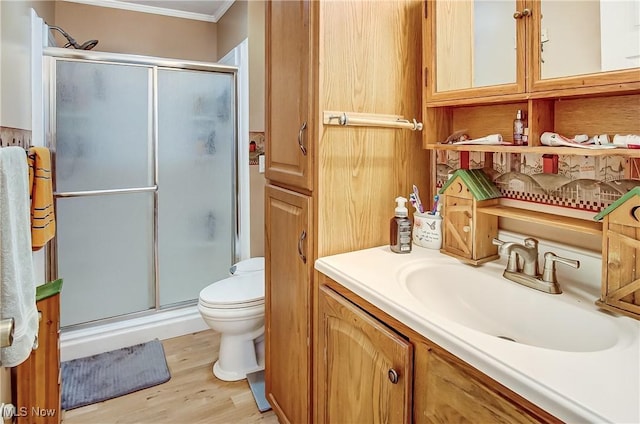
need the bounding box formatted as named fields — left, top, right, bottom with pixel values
left=60, top=306, right=209, bottom=361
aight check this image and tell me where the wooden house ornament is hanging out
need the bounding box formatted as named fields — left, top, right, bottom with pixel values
left=439, top=169, right=502, bottom=265
left=594, top=187, right=640, bottom=320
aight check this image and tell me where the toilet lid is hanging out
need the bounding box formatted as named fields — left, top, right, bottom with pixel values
left=230, top=257, right=265, bottom=274
left=199, top=272, right=264, bottom=308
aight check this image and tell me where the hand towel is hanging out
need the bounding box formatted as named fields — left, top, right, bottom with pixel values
left=28, top=147, right=55, bottom=250
left=0, top=147, right=38, bottom=367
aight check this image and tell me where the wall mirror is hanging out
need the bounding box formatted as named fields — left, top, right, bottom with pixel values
left=435, top=0, right=517, bottom=92
left=540, top=0, right=640, bottom=79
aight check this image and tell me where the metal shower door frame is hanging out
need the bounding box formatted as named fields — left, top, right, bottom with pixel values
left=44, top=48, right=239, bottom=326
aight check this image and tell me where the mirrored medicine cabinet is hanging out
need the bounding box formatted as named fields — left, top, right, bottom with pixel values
left=427, top=0, right=640, bottom=102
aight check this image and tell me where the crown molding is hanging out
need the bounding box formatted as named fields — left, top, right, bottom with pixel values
left=61, top=0, right=235, bottom=23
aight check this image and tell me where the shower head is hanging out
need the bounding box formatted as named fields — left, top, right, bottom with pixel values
left=48, top=25, right=99, bottom=50
left=79, top=40, right=99, bottom=50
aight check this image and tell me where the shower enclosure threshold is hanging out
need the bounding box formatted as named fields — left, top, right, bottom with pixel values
left=60, top=304, right=208, bottom=361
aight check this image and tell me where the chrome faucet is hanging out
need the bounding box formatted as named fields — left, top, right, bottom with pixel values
left=492, top=238, right=579, bottom=294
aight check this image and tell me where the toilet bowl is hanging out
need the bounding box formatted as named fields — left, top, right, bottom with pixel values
left=198, top=258, right=265, bottom=381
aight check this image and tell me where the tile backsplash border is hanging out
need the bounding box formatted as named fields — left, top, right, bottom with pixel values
left=436, top=151, right=639, bottom=214
left=0, top=126, right=32, bottom=149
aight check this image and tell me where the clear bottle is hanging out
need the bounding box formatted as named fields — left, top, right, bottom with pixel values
left=390, top=197, right=412, bottom=253
left=513, top=110, right=524, bottom=145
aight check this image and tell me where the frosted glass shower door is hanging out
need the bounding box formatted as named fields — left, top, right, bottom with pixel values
left=157, top=68, right=236, bottom=306
left=54, top=60, right=155, bottom=327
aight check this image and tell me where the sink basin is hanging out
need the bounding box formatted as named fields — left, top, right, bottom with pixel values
left=401, top=263, right=624, bottom=352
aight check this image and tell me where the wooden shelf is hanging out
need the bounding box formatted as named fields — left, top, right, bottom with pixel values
left=425, top=144, right=640, bottom=157
left=476, top=205, right=602, bottom=235
left=424, top=81, right=640, bottom=108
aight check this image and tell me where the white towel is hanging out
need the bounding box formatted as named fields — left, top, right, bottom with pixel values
left=0, top=147, right=38, bottom=367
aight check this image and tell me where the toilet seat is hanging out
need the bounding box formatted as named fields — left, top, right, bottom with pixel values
left=199, top=273, right=264, bottom=309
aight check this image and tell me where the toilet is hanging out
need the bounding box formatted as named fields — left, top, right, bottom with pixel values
left=198, top=257, right=265, bottom=381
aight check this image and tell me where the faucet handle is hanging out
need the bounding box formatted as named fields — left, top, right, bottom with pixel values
left=542, top=252, right=580, bottom=284
left=492, top=238, right=519, bottom=272
left=492, top=238, right=506, bottom=247
left=523, top=238, right=538, bottom=249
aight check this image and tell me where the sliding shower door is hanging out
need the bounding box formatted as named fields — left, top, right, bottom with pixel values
left=51, top=54, right=238, bottom=328
left=54, top=60, right=155, bottom=327
left=157, top=69, right=236, bottom=306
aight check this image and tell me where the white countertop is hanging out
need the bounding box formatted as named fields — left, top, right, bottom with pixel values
left=315, top=245, right=640, bottom=423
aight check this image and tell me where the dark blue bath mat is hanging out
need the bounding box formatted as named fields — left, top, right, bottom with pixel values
left=61, top=338, right=171, bottom=410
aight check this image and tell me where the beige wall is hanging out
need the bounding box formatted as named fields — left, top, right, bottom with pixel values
left=54, top=2, right=217, bottom=61
left=248, top=1, right=265, bottom=132
left=248, top=1, right=266, bottom=257
left=216, top=0, right=248, bottom=60
left=217, top=0, right=266, bottom=257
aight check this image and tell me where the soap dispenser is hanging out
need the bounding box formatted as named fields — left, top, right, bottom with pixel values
left=390, top=196, right=412, bottom=253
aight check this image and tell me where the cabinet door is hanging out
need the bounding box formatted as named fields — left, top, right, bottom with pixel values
left=15, top=293, right=61, bottom=424
left=265, top=0, right=314, bottom=190
left=529, top=0, right=640, bottom=92
left=317, top=286, right=412, bottom=424
left=424, top=0, right=526, bottom=103
left=414, top=342, right=558, bottom=424
left=265, top=185, right=313, bottom=424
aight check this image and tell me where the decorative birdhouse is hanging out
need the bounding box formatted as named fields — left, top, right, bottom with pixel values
left=439, top=169, right=502, bottom=265
left=594, top=187, right=640, bottom=320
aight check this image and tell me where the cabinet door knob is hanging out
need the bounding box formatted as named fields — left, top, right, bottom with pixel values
left=297, top=230, right=307, bottom=264
left=388, top=368, right=399, bottom=384
left=298, top=121, right=308, bottom=156
left=513, top=8, right=531, bottom=19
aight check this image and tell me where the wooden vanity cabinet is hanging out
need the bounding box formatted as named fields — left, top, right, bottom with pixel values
left=317, top=276, right=561, bottom=424
left=317, top=286, right=412, bottom=424
left=413, top=342, right=558, bottom=424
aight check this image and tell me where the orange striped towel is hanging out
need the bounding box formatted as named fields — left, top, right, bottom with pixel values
left=28, top=147, right=55, bottom=251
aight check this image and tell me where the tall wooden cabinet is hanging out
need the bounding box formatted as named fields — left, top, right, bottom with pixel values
left=265, top=0, right=430, bottom=422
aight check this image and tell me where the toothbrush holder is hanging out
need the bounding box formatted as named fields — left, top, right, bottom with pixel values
left=413, top=212, right=442, bottom=249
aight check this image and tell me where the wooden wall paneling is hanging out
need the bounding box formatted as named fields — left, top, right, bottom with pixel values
left=451, top=102, right=528, bottom=143
left=423, top=107, right=453, bottom=146
left=317, top=0, right=429, bottom=258
left=529, top=99, right=554, bottom=147
left=553, top=94, right=640, bottom=137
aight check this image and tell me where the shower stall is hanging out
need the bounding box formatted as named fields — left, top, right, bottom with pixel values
left=45, top=49, right=238, bottom=328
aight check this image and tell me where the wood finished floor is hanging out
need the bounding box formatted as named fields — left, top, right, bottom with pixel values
left=62, top=331, right=279, bottom=424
